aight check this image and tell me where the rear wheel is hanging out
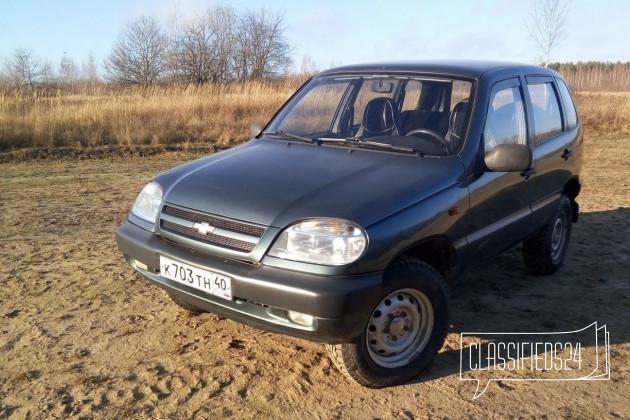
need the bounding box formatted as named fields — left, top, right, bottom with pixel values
left=326, top=257, right=449, bottom=387
left=523, top=195, right=573, bottom=275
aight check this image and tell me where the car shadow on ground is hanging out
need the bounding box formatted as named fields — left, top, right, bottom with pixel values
left=411, top=207, right=630, bottom=384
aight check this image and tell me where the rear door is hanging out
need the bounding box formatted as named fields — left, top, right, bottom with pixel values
left=524, top=76, right=581, bottom=226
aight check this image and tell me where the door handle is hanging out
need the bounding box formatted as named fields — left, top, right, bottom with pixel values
left=521, top=168, right=536, bottom=180
left=561, top=148, right=573, bottom=161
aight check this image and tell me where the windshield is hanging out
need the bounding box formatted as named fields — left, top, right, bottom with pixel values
left=264, top=74, right=474, bottom=156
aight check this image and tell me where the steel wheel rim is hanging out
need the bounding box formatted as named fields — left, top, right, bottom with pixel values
left=550, top=212, right=567, bottom=261
left=366, top=288, right=434, bottom=368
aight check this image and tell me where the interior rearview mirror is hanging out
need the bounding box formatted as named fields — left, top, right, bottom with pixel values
left=371, top=80, right=394, bottom=93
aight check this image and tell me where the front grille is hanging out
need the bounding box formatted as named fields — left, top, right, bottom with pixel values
left=160, top=204, right=266, bottom=253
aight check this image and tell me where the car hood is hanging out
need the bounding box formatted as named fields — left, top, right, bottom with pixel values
left=155, top=139, right=465, bottom=228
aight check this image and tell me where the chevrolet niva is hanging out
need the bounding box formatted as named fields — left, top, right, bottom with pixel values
left=117, top=60, right=583, bottom=387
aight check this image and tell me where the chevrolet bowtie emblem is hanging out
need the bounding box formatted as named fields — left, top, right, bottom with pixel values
left=193, top=221, right=215, bottom=235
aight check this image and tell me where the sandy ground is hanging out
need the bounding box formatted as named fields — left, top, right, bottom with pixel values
left=1, top=134, right=629, bottom=419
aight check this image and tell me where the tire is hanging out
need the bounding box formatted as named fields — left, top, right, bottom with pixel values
left=326, top=256, right=449, bottom=388
left=523, top=194, right=573, bottom=275
left=166, top=292, right=205, bottom=315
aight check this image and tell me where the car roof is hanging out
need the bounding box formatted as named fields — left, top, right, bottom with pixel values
left=319, top=59, right=558, bottom=80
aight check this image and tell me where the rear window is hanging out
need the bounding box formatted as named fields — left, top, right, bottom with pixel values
left=352, top=80, right=398, bottom=126
left=556, top=79, right=578, bottom=129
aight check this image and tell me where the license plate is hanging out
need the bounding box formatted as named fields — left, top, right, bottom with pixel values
left=159, top=255, right=232, bottom=301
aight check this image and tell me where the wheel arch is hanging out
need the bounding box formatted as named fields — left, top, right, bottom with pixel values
left=563, top=176, right=581, bottom=223
left=397, top=236, right=456, bottom=279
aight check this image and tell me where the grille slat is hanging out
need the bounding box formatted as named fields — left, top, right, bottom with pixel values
left=160, top=204, right=265, bottom=253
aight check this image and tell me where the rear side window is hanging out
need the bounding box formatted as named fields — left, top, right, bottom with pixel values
left=527, top=82, right=562, bottom=143
left=556, top=79, right=578, bottom=129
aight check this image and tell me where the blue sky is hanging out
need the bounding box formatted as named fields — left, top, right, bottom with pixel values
left=1, top=0, right=629, bottom=75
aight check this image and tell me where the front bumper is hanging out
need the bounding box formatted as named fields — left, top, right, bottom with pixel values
left=116, top=221, right=384, bottom=343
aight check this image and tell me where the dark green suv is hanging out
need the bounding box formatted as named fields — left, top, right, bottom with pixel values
left=117, top=60, right=583, bottom=387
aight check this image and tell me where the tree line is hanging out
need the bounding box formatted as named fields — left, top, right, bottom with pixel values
left=548, top=61, right=630, bottom=91
left=0, top=6, right=292, bottom=91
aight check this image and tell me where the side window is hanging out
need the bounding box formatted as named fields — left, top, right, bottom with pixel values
left=527, top=82, right=562, bottom=143
left=484, top=86, right=527, bottom=154
left=401, top=80, right=423, bottom=112
left=556, top=79, right=578, bottom=129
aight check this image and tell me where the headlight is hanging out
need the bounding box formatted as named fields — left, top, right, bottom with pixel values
left=131, top=182, right=163, bottom=223
left=268, top=219, right=367, bottom=265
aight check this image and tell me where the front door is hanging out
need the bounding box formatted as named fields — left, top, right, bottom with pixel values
left=466, top=77, right=537, bottom=260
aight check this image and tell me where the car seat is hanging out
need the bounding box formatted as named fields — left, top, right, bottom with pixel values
left=356, top=97, right=401, bottom=139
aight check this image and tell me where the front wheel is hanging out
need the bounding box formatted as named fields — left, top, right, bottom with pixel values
left=326, top=257, right=449, bottom=388
left=166, top=292, right=205, bottom=315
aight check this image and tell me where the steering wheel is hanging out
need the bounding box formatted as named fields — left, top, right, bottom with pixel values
left=405, top=128, right=451, bottom=154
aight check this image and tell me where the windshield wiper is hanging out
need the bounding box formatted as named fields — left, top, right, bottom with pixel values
left=317, top=137, right=419, bottom=155
left=263, top=132, right=420, bottom=154
left=262, top=130, right=316, bottom=144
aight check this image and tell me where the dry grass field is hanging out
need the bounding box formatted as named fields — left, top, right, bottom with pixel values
left=1, top=129, right=629, bottom=417
left=573, top=91, right=630, bottom=134
left=1, top=77, right=629, bottom=154
left=0, top=81, right=301, bottom=152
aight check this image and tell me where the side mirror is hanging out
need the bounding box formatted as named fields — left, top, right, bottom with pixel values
left=250, top=122, right=265, bottom=138
left=484, top=143, right=532, bottom=172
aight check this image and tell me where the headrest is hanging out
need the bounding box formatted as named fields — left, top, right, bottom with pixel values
left=361, top=97, right=400, bottom=136
left=449, top=100, right=469, bottom=140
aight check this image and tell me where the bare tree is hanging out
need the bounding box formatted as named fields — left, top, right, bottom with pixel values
left=234, top=9, right=292, bottom=80
left=172, top=14, right=215, bottom=84
left=0, top=56, right=7, bottom=89
left=171, top=6, right=291, bottom=83
left=82, top=51, right=99, bottom=82
left=172, top=6, right=237, bottom=84
left=40, top=61, right=54, bottom=85
left=3, top=48, right=47, bottom=90
left=59, top=52, right=78, bottom=90
left=300, top=54, right=317, bottom=76
left=527, top=0, right=572, bottom=67
left=104, top=16, right=170, bottom=86
left=209, top=6, right=239, bottom=82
